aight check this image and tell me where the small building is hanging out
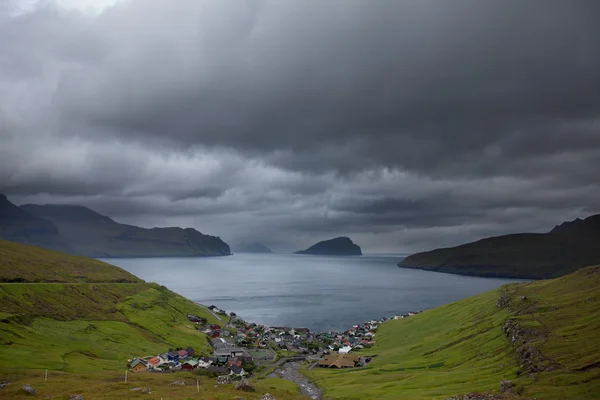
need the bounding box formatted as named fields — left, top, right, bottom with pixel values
left=178, top=349, right=188, bottom=358
left=227, top=358, right=242, bottom=368
left=147, top=357, right=161, bottom=369
left=186, top=347, right=195, bottom=357
left=130, top=358, right=148, bottom=372
left=181, top=359, right=198, bottom=370
left=167, top=351, right=180, bottom=362
left=229, top=365, right=246, bottom=377
left=198, top=356, right=213, bottom=368
left=338, top=346, right=352, bottom=354
left=318, top=354, right=359, bottom=369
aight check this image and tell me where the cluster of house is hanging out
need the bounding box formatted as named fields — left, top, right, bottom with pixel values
left=128, top=342, right=248, bottom=378
left=129, top=308, right=424, bottom=374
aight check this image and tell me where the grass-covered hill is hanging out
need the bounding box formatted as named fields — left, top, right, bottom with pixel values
left=307, top=265, right=600, bottom=400
left=399, top=214, right=600, bottom=279
left=0, top=240, right=142, bottom=283
left=0, top=193, right=231, bottom=257
left=0, top=239, right=223, bottom=372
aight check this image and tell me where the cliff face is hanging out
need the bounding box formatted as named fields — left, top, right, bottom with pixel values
left=295, top=236, right=362, bottom=256
left=399, top=214, right=600, bottom=279
left=0, top=194, right=231, bottom=258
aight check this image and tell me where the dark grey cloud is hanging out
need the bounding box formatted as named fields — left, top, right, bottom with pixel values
left=1, top=0, right=600, bottom=252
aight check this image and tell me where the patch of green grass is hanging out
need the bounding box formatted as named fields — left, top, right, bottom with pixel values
left=306, top=265, right=600, bottom=400
left=0, top=239, right=141, bottom=283
left=0, top=369, right=308, bottom=400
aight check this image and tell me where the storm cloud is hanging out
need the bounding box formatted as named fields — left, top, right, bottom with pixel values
left=1, top=0, right=600, bottom=252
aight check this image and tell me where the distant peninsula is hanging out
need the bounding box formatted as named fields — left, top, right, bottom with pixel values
left=233, top=242, right=273, bottom=253
left=295, top=236, right=362, bottom=256
left=0, top=194, right=231, bottom=258
left=398, top=214, right=600, bottom=279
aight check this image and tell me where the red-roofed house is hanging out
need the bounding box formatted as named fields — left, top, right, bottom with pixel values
left=148, top=357, right=161, bottom=369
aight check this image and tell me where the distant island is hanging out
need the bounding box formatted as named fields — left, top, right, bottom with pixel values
left=0, top=194, right=231, bottom=258
left=233, top=242, right=273, bottom=253
left=295, top=236, right=362, bottom=256
left=399, top=214, right=600, bottom=279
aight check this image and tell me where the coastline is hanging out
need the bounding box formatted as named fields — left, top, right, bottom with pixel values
left=397, top=264, right=539, bottom=280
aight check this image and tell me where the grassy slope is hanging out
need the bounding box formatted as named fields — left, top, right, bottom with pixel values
left=0, top=240, right=141, bottom=283
left=0, top=240, right=224, bottom=372
left=307, top=266, right=600, bottom=400
left=0, top=370, right=307, bottom=400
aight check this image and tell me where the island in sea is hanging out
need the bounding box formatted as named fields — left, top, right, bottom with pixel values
left=399, top=214, right=600, bottom=279
left=0, top=193, right=231, bottom=258
left=233, top=242, right=273, bottom=253
left=294, top=236, right=362, bottom=256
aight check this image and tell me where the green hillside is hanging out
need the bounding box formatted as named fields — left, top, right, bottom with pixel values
left=0, top=240, right=222, bottom=371
left=307, top=265, right=600, bottom=399
left=0, top=240, right=141, bottom=283
left=399, top=214, right=600, bottom=279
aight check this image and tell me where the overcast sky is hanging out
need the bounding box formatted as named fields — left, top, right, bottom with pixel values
left=2, top=0, right=600, bottom=253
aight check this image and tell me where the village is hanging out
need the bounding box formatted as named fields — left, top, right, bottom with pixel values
left=128, top=305, right=423, bottom=378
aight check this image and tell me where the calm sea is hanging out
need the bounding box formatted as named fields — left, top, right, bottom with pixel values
left=104, top=253, right=523, bottom=332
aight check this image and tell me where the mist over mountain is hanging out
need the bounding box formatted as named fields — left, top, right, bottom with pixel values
left=0, top=194, right=231, bottom=258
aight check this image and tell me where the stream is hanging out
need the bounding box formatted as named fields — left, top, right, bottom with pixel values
left=267, top=361, right=323, bottom=400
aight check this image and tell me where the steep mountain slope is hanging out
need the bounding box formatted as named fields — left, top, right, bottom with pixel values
left=0, top=194, right=70, bottom=252
left=399, top=214, right=600, bottom=279
left=307, top=265, right=600, bottom=400
left=295, top=237, right=362, bottom=256
left=19, top=202, right=231, bottom=258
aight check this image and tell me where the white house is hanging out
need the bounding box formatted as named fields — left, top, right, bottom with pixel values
left=339, top=346, right=352, bottom=354
left=197, top=356, right=213, bottom=368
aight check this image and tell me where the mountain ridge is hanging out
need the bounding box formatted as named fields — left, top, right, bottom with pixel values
left=399, top=214, right=600, bottom=279
left=0, top=194, right=231, bottom=258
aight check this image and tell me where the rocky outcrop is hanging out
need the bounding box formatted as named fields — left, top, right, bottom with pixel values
left=216, top=375, right=232, bottom=385
left=294, top=237, right=362, bottom=256
left=502, top=319, right=561, bottom=375
left=234, top=379, right=255, bottom=392
left=130, top=387, right=152, bottom=394
left=20, top=384, right=37, bottom=396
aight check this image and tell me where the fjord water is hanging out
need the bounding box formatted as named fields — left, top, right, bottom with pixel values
left=106, top=253, right=523, bottom=332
